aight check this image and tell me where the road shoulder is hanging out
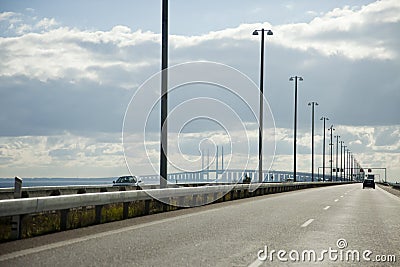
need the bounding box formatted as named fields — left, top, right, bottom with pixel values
left=377, top=183, right=400, bottom=198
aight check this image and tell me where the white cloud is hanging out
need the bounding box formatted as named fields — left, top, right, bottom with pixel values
left=275, top=0, right=400, bottom=60
left=0, top=12, right=22, bottom=23
left=0, top=12, right=17, bottom=22
left=1, top=0, right=398, bottom=82
left=0, top=25, right=159, bottom=82
left=171, top=0, right=400, bottom=60
left=35, top=17, right=57, bottom=30
left=14, top=23, right=32, bottom=35
left=0, top=133, right=126, bottom=177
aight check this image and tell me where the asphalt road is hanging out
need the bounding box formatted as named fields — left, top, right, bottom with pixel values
left=0, top=183, right=399, bottom=266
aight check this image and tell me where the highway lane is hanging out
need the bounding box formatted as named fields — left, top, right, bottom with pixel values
left=0, top=183, right=399, bottom=266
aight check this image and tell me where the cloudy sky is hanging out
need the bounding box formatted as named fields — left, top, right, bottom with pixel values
left=0, top=0, right=399, bottom=181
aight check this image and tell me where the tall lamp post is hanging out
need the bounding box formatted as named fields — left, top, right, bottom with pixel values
left=159, top=0, right=168, bottom=188
left=335, top=135, right=340, bottom=181
left=328, top=125, right=335, bottom=181
left=351, top=153, right=354, bottom=181
left=354, top=159, right=358, bottom=181
left=339, top=141, right=344, bottom=181
left=320, top=117, right=329, bottom=181
left=346, top=149, right=350, bottom=181
left=343, top=145, right=347, bottom=181
left=290, top=76, right=303, bottom=182
left=308, top=102, right=318, bottom=182
left=253, top=28, right=273, bottom=183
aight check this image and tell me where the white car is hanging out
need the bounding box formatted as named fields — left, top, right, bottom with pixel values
left=113, top=176, right=141, bottom=186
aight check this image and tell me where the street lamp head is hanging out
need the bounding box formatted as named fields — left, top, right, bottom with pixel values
left=253, top=29, right=273, bottom=36
left=289, top=76, right=303, bottom=81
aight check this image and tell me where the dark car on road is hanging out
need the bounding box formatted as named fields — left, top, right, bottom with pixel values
left=363, top=178, right=375, bottom=189
left=113, top=176, right=141, bottom=186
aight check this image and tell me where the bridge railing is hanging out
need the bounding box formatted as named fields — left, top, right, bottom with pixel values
left=0, top=181, right=353, bottom=242
left=139, top=169, right=325, bottom=184
left=0, top=169, right=351, bottom=200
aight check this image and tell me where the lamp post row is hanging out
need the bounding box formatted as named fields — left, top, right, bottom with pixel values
left=248, top=27, right=363, bottom=183
left=238, top=27, right=364, bottom=184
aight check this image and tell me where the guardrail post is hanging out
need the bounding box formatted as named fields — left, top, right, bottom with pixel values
left=11, top=177, right=22, bottom=240
left=145, top=199, right=151, bottom=214
left=60, top=209, right=68, bottom=230
left=123, top=202, right=129, bottom=219
left=95, top=205, right=103, bottom=224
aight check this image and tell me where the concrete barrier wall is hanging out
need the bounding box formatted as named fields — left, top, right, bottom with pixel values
left=376, top=181, right=400, bottom=190
left=391, top=183, right=400, bottom=190
left=0, top=182, right=351, bottom=242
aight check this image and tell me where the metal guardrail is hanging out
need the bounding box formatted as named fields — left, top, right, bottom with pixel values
left=376, top=181, right=400, bottom=190
left=0, top=185, right=229, bottom=217
left=0, top=184, right=146, bottom=200
left=0, top=182, right=245, bottom=200
left=389, top=182, right=400, bottom=190
left=0, top=182, right=347, bottom=217
left=0, top=181, right=351, bottom=241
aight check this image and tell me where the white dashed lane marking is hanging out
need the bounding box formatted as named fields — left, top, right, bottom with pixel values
left=301, top=219, right=314, bottom=227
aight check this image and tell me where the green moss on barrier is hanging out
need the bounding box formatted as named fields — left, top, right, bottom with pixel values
left=0, top=217, right=11, bottom=242
left=129, top=200, right=146, bottom=217
left=21, top=211, right=60, bottom=239
left=149, top=199, right=164, bottom=214
left=68, top=206, right=96, bottom=229
left=102, top=203, right=123, bottom=223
